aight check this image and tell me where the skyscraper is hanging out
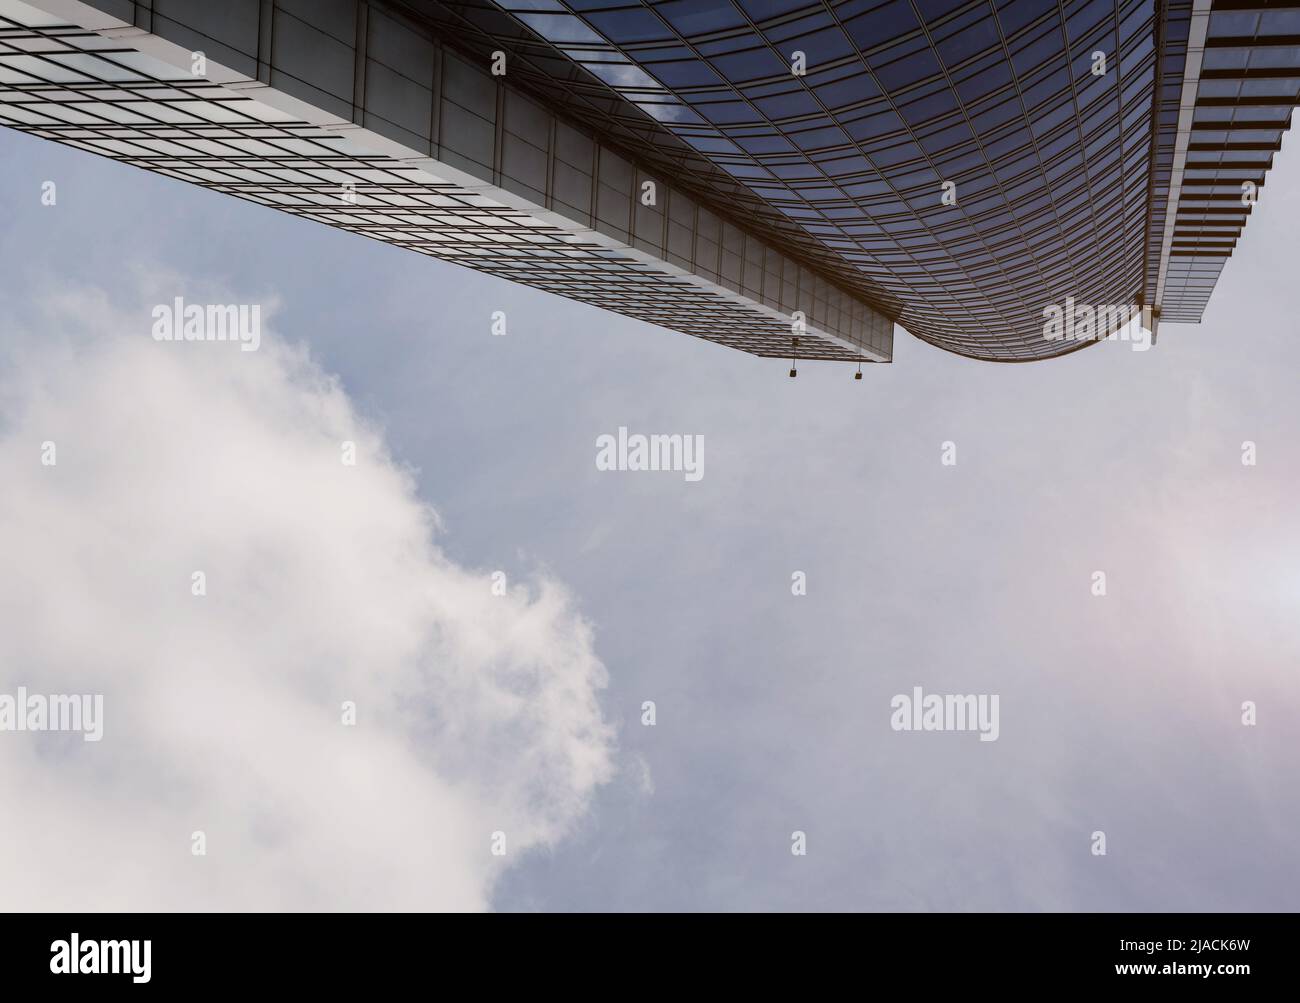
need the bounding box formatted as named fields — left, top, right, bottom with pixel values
left=1, top=0, right=1291, bottom=365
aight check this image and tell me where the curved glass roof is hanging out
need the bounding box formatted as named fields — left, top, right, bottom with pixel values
left=406, top=0, right=1248, bottom=361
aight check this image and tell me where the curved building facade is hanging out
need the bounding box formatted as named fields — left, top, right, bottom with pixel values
left=1, top=0, right=1294, bottom=364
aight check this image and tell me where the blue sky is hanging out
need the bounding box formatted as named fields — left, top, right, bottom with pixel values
left=2, top=121, right=1298, bottom=911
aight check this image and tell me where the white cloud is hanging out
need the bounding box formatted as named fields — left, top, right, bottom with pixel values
left=0, top=287, right=615, bottom=910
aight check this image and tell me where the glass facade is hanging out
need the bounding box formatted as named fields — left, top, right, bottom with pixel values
left=0, top=0, right=890, bottom=363
left=409, top=0, right=1298, bottom=359
left=1, top=0, right=1296, bottom=363
left=1158, top=3, right=1300, bottom=323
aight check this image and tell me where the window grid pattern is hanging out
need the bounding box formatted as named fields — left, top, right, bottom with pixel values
left=1141, top=0, right=1190, bottom=313
left=1160, top=1, right=1300, bottom=323
left=424, top=0, right=1162, bottom=360
left=7, top=1, right=1296, bottom=357
left=0, top=2, right=888, bottom=362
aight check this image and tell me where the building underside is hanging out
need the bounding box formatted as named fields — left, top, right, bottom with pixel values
left=0, top=0, right=1295, bottom=365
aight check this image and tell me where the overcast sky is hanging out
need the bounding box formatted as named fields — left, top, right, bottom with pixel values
left=2, top=120, right=1298, bottom=911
